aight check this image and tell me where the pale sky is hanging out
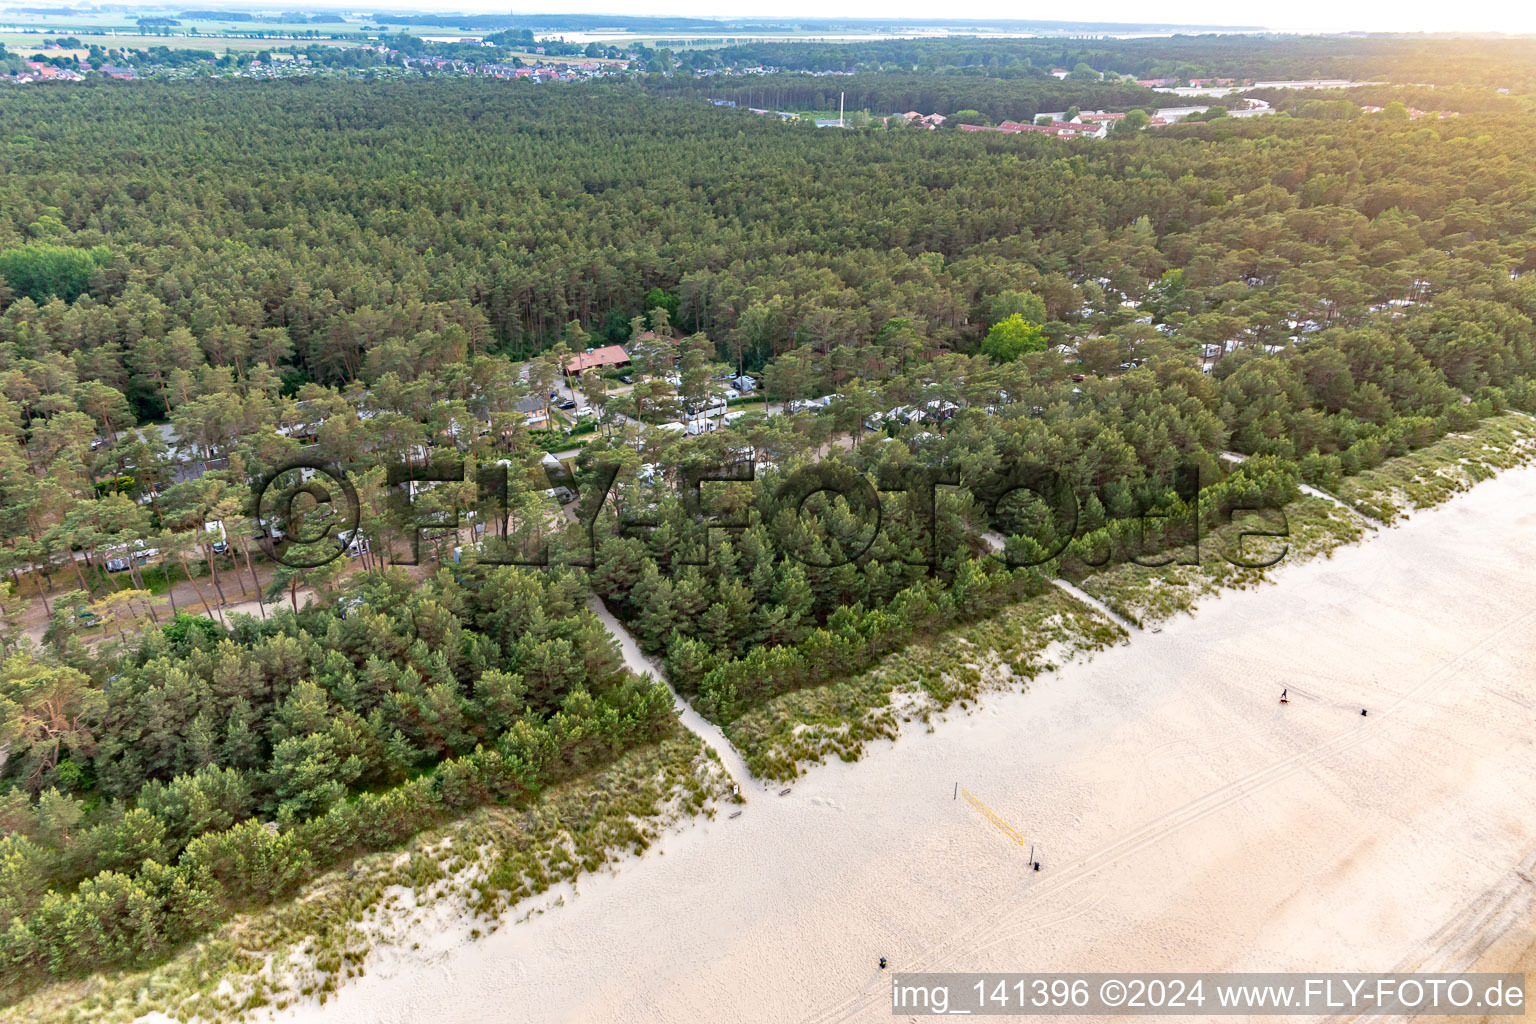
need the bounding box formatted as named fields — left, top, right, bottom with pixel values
left=344, top=0, right=1536, bottom=35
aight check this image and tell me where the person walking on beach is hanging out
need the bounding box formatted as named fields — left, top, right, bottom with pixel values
left=1280, top=688, right=1288, bottom=703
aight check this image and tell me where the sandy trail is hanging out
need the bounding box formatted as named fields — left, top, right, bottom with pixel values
left=983, top=528, right=1139, bottom=635
left=278, top=464, right=1536, bottom=1024
left=1220, top=451, right=1379, bottom=524
left=586, top=593, right=755, bottom=790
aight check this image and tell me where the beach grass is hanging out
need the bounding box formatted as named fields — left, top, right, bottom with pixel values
left=724, top=586, right=1126, bottom=781
left=0, top=727, right=730, bottom=1024
left=1071, top=494, right=1369, bottom=629
left=1333, top=413, right=1536, bottom=523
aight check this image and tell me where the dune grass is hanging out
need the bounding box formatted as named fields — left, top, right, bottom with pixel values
left=1071, top=495, right=1369, bottom=630
left=1333, top=413, right=1536, bottom=524
left=724, top=586, right=1126, bottom=781
left=1, top=727, right=730, bottom=1024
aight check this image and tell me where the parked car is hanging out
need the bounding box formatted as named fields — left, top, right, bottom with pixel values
left=105, top=557, right=131, bottom=573
left=618, top=374, right=633, bottom=384
left=558, top=399, right=577, bottom=410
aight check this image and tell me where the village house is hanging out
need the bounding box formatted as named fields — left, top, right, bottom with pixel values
left=897, top=111, right=946, bottom=129
left=970, top=118, right=1108, bottom=139
left=563, top=344, right=630, bottom=377
left=514, top=394, right=553, bottom=430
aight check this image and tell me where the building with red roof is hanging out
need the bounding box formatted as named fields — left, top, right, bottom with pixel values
left=563, top=345, right=631, bottom=376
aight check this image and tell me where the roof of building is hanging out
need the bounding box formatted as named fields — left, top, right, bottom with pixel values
left=563, top=344, right=630, bottom=373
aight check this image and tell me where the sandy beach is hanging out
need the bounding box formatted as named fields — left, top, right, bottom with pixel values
left=275, top=464, right=1536, bottom=1024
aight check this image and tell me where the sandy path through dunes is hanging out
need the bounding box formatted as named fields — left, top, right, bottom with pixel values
left=585, top=593, right=755, bottom=790
left=279, top=464, right=1536, bottom=1024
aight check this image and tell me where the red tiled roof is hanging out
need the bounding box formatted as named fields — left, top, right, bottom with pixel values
left=563, top=345, right=630, bottom=373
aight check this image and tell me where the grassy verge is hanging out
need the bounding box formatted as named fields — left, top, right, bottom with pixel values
left=1070, top=495, right=1369, bottom=630
left=1, top=726, right=731, bottom=1024
left=1333, top=412, right=1536, bottom=523
left=723, top=586, right=1126, bottom=781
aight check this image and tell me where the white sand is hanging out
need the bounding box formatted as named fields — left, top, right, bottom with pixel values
left=277, top=464, right=1536, bottom=1024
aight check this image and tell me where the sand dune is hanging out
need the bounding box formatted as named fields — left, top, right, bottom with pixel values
left=277, top=464, right=1536, bottom=1024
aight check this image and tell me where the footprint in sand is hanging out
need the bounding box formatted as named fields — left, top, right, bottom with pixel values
left=809, top=795, right=842, bottom=810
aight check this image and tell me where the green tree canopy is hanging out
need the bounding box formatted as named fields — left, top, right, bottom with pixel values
left=0, top=244, right=109, bottom=304
left=980, top=314, right=1047, bottom=363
